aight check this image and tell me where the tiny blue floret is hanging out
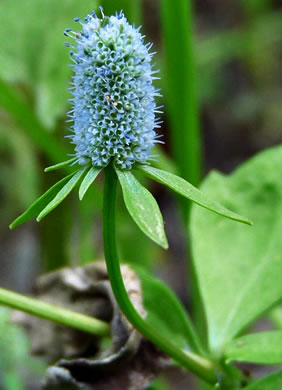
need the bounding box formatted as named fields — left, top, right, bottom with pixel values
left=66, top=9, right=162, bottom=169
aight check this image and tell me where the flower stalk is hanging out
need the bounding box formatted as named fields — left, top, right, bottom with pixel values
left=102, top=165, right=218, bottom=385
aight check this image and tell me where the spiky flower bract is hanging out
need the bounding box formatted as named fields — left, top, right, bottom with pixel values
left=65, top=9, right=162, bottom=170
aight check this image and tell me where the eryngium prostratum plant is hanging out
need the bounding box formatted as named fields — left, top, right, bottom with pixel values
left=66, top=10, right=162, bottom=169
left=8, top=8, right=252, bottom=387
left=10, top=7, right=251, bottom=245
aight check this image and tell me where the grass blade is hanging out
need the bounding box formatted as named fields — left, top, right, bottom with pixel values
left=160, top=0, right=202, bottom=187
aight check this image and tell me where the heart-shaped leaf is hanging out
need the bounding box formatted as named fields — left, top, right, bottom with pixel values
left=141, top=165, right=251, bottom=225
left=117, top=170, right=168, bottom=249
left=190, top=145, right=282, bottom=352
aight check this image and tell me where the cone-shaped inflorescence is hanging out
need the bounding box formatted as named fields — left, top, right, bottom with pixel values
left=64, top=8, right=163, bottom=170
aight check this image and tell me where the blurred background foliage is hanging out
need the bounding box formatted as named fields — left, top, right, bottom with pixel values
left=0, top=0, right=281, bottom=389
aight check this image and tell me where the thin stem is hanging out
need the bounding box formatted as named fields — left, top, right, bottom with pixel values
left=0, top=287, right=110, bottom=337
left=103, top=165, right=218, bottom=385
left=160, top=0, right=202, bottom=188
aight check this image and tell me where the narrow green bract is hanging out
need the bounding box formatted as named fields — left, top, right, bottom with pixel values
left=9, top=172, right=76, bottom=229
left=116, top=170, right=168, bottom=249
left=44, top=157, right=77, bottom=172
left=141, top=165, right=252, bottom=225
left=79, top=167, right=102, bottom=200
left=37, top=168, right=87, bottom=221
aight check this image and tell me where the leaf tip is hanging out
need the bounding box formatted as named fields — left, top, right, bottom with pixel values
left=241, top=218, right=253, bottom=226
left=161, top=239, right=169, bottom=250
left=9, top=217, right=21, bottom=230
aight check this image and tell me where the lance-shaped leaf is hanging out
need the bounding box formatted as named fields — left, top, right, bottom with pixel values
left=140, top=165, right=251, bottom=225
left=244, top=371, right=282, bottom=390
left=225, top=331, right=282, bottom=365
left=37, top=168, right=87, bottom=221
left=44, top=158, right=77, bottom=172
left=190, top=145, right=282, bottom=351
left=116, top=170, right=168, bottom=249
left=10, top=172, right=77, bottom=229
left=79, top=167, right=102, bottom=200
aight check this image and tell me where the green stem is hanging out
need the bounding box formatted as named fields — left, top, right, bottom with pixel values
left=103, top=165, right=218, bottom=385
left=160, top=0, right=202, bottom=188
left=0, top=287, right=109, bottom=337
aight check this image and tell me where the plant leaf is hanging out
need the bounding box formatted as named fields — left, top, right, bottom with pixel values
left=225, top=331, right=282, bottom=365
left=140, top=165, right=252, bottom=225
left=37, top=168, right=87, bottom=222
left=10, top=172, right=77, bottom=229
left=79, top=167, right=102, bottom=200
left=244, top=371, right=282, bottom=390
left=133, top=265, right=200, bottom=352
left=116, top=170, right=168, bottom=249
left=44, top=158, right=77, bottom=172
left=190, top=145, right=282, bottom=351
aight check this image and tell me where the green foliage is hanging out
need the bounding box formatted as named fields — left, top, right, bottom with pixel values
left=244, top=371, right=282, bottom=390
left=79, top=167, right=102, bottom=200
left=44, top=158, right=77, bottom=172
left=0, top=78, right=69, bottom=163
left=10, top=171, right=76, bottom=228
left=0, top=308, right=45, bottom=390
left=0, top=0, right=97, bottom=128
left=133, top=265, right=201, bottom=352
left=37, top=168, right=87, bottom=221
left=0, top=122, right=39, bottom=213
left=117, top=170, right=168, bottom=249
left=1, top=0, right=282, bottom=387
left=225, top=331, right=282, bottom=365
left=141, top=165, right=251, bottom=225
left=190, top=145, right=282, bottom=352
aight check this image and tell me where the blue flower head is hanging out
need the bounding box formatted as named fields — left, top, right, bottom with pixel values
left=65, top=8, right=163, bottom=170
